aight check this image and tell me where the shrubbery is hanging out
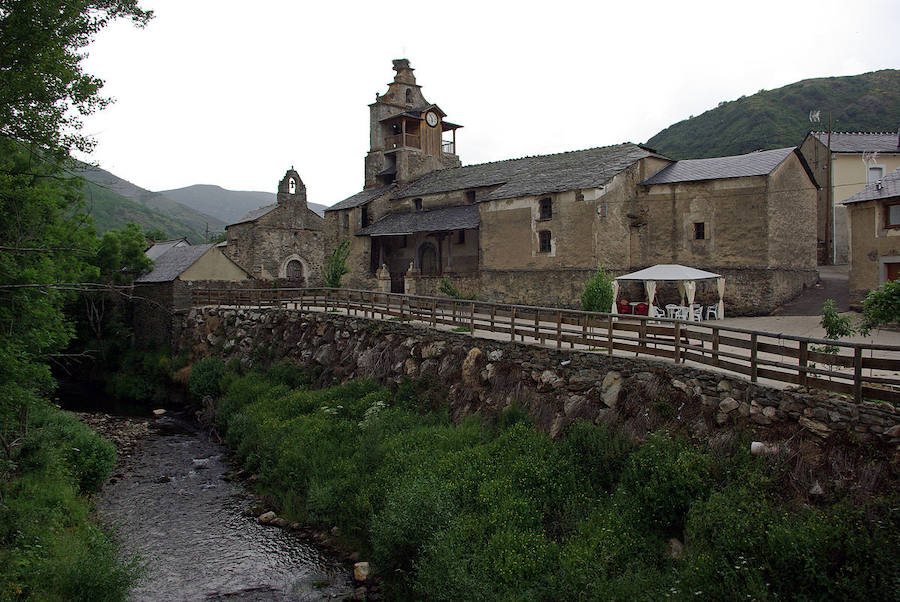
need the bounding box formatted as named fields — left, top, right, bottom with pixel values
left=0, top=404, right=141, bottom=599
left=213, top=373, right=899, bottom=599
left=580, top=268, right=615, bottom=313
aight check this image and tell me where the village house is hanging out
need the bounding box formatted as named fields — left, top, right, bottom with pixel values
left=799, top=131, right=900, bottom=265
left=843, top=167, right=900, bottom=305
left=221, top=168, right=326, bottom=285
left=324, top=59, right=819, bottom=314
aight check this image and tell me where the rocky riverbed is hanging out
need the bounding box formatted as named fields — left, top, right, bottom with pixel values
left=86, top=411, right=353, bottom=600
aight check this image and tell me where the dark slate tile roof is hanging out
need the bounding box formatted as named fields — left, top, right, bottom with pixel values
left=145, top=238, right=189, bottom=261
left=357, top=205, right=479, bottom=237
left=811, top=131, right=900, bottom=153
left=393, top=143, right=661, bottom=201
left=843, top=167, right=900, bottom=205
left=641, top=147, right=796, bottom=185
left=229, top=203, right=277, bottom=226
left=326, top=184, right=396, bottom=212
left=135, top=244, right=214, bottom=283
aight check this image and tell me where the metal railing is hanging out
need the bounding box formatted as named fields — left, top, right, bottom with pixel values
left=441, top=140, right=456, bottom=154
left=192, top=287, right=900, bottom=404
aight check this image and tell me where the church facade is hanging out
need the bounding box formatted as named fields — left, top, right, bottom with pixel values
left=323, top=59, right=819, bottom=314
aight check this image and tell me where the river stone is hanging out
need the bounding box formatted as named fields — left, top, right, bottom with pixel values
left=717, top=380, right=732, bottom=393
left=313, top=344, right=334, bottom=365
left=258, top=511, right=276, bottom=525
left=271, top=517, right=290, bottom=529
left=885, top=424, right=900, bottom=438
left=488, top=349, right=503, bottom=361
left=799, top=417, right=831, bottom=438
left=421, top=341, right=447, bottom=359
left=353, top=562, right=370, bottom=582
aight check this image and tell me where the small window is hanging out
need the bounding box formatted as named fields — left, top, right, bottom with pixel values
left=598, top=200, right=608, bottom=218
left=457, top=230, right=465, bottom=244
left=400, top=235, right=407, bottom=248
left=414, top=198, right=423, bottom=211
left=886, top=203, right=900, bottom=228
left=575, top=191, right=584, bottom=202
left=539, top=197, right=552, bottom=220
left=341, top=213, right=350, bottom=233
left=466, top=190, right=476, bottom=203
left=694, top=222, right=706, bottom=240
left=405, top=89, right=413, bottom=104
left=361, top=205, right=370, bottom=228
left=868, top=166, right=884, bottom=185
left=538, top=230, right=551, bottom=253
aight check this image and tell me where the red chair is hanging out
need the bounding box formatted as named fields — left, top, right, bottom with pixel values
left=617, top=298, right=632, bottom=314
left=634, top=302, right=649, bottom=316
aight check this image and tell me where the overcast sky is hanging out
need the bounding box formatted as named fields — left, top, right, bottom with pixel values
left=77, top=0, right=900, bottom=207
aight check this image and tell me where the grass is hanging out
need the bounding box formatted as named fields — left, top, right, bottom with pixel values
left=451, top=326, right=471, bottom=333
left=204, top=368, right=900, bottom=600
left=0, top=403, right=142, bottom=600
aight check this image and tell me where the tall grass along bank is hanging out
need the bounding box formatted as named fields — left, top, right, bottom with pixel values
left=205, top=360, right=899, bottom=600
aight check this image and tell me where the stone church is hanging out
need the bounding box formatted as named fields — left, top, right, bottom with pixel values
left=222, top=168, right=325, bottom=285
left=322, top=59, right=819, bottom=314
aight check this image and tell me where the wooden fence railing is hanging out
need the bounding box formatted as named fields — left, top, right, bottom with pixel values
left=192, top=287, right=900, bottom=404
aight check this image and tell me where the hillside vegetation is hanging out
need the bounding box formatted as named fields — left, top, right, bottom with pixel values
left=76, top=165, right=225, bottom=234
left=81, top=179, right=204, bottom=241
left=646, top=69, right=900, bottom=159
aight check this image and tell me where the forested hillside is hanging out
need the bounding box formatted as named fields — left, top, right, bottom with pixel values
left=163, top=184, right=328, bottom=222
left=646, top=69, right=900, bottom=159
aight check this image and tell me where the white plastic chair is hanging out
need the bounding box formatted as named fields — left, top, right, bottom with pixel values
left=692, top=304, right=703, bottom=321
left=650, top=305, right=665, bottom=319
left=706, top=305, right=719, bottom=320
left=674, top=305, right=690, bottom=321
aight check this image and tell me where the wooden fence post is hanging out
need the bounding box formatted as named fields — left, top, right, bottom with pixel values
left=750, top=333, right=758, bottom=382
left=470, top=301, right=475, bottom=335
left=510, top=306, right=516, bottom=341
left=853, top=346, right=863, bottom=402
left=798, top=340, right=808, bottom=387
left=556, top=311, right=562, bottom=349
left=674, top=322, right=681, bottom=364
left=607, top=315, right=613, bottom=356
left=712, top=326, right=720, bottom=367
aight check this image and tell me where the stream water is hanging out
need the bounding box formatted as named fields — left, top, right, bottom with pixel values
left=93, top=411, right=353, bottom=600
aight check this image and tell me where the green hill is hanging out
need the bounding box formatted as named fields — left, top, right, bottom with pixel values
left=646, top=69, right=900, bottom=159
left=75, top=165, right=226, bottom=236
left=80, top=179, right=205, bottom=242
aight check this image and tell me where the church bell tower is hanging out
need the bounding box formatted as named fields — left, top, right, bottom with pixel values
left=363, top=59, right=462, bottom=190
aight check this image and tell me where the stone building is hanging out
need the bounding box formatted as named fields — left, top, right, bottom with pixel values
left=843, top=167, right=900, bottom=305
left=222, top=168, right=326, bottom=285
left=324, top=59, right=820, bottom=315
left=799, top=131, right=900, bottom=265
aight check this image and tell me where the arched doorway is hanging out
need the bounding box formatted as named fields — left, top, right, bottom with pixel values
left=286, top=259, right=304, bottom=280
left=418, top=242, right=439, bottom=276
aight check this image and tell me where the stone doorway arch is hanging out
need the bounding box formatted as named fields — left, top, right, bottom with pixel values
left=280, top=254, right=309, bottom=285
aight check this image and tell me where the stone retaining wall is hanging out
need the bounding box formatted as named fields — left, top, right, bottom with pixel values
left=175, top=308, right=899, bottom=445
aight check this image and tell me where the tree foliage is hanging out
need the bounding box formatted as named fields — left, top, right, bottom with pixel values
left=580, top=268, right=615, bottom=313
left=858, top=279, right=900, bottom=336
left=0, top=0, right=152, bottom=154
left=324, top=240, right=351, bottom=288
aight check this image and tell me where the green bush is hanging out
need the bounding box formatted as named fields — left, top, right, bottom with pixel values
left=559, top=420, right=635, bottom=493
left=580, top=268, right=615, bottom=313
left=188, top=357, right=225, bottom=399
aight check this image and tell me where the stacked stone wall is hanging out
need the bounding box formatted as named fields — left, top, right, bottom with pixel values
left=175, top=308, right=899, bottom=445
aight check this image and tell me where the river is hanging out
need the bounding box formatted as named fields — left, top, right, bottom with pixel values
left=91, top=410, right=353, bottom=601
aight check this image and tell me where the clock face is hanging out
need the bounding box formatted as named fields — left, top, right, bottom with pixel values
left=425, top=111, right=439, bottom=127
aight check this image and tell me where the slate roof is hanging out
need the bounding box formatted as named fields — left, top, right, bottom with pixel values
left=641, top=147, right=796, bottom=185
left=145, top=238, right=189, bottom=261
left=326, top=184, right=396, bottom=212
left=357, top=205, right=479, bottom=237
left=393, top=143, right=661, bottom=202
left=810, top=132, right=900, bottom=153
left=843, top=167, right=900, bottom=205
left=135, top=244, right=215, bottom=283
left=228, top=203, right=278, bottom=226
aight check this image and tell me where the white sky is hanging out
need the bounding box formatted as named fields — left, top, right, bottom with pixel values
left=78, top=0, right=900, bottom=207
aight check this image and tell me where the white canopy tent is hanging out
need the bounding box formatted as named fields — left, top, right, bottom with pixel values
left=613, top=264, right=725, bottom=320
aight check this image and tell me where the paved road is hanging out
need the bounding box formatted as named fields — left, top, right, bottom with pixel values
left=774, top=265, right=849, bottom=316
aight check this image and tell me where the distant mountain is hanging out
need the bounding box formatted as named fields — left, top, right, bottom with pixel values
left=162, top=184, right=328, bottom=224
left=646, top=69, right=900, bottom=159
left=76, top=165, right=226, bottom=236
left=81, top=179, right=206, bottom=242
